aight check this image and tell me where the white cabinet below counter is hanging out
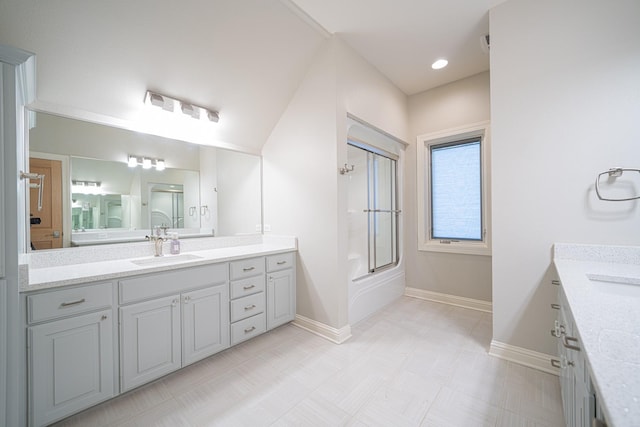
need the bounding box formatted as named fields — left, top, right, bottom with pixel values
left=25, top=282, right=117, bottom=427
left=266, top=252, right=296, bottom=330
left=21, top=249, right=297, bottom=426
left=229, top=257, right=267, bottom=345
left=119, top=263, right=230, bottom=392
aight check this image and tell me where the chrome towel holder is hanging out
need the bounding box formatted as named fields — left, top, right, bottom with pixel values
left=20, top=171, right=45, bottom=211
left=595, top=167, right=640, bottom=201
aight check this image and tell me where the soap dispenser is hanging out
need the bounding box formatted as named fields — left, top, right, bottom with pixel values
left=170, top=232, right=181, bottom=255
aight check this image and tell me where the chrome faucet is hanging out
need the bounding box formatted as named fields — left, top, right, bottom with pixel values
left=145, top=226, right=167, bottom=257
left=154, top=236, right=165, bottom=257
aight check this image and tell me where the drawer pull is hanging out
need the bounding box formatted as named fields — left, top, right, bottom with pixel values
left=244, top=326, right=256, bottom=333
left=276, top=261, right=287, bottom=265
left=244, top=304, right=256, bottom=311
left=550, top=359, right=561, bottom=368
left=550, top=303, right=560, bottom=310
left=243, top=284, right=256, bottom=290
left=562, top=335, right=581, bottom=351
left=551, top=280, right=561, bottom=286
left=243, top=267, right=255, bottom=272
left=60, top=298, right=86, bottom=307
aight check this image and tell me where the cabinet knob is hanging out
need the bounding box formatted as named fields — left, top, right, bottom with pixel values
left=184, top=296, right=191, bottom=304
left=101, top=315, right=108, bottom=321
left=172, top=299, right=179, bottom=307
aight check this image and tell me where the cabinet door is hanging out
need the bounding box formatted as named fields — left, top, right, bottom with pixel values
left=120, top=295, right=181, bottom=392
left=266, top=269, right=295, bottom=330
left=29, top=309, right=114, bottom=427
left=182, top=284, right=230, bottom=366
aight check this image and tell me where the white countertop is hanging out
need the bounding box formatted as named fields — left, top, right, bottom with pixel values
left=554, top=243, right=640, bottom=427
left=21, top=235, right=297, bottom=292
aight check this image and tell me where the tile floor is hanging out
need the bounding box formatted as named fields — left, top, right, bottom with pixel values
left=53, top=297, right=565, bottom=427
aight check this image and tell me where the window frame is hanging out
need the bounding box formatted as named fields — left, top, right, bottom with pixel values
left=417, top=121, right=491, bottom=256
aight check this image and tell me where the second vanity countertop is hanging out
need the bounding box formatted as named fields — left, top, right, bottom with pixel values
left=554, top=243, right=640, bottom=427
left=21, top=235, right=297, bottom=292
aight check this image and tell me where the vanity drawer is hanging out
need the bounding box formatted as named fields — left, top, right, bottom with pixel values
left=230, top=292, right=265, bottom=322
left=120, top=263, right=227, bottom=304
left=229, top=257, right=265, bottom=280
left=230, top=312, right=266, bottom=345
left=266, top=252, right=295, bottom=272
left=27, top=282, right=113, bottom=324
left=230, top=275, right=265, bottom=300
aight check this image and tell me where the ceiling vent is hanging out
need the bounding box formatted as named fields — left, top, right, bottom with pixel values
left=481, top=34, right=490, bottom=53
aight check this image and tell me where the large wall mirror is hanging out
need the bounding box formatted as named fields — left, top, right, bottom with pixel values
left=28, top=112, right=262, bottom=249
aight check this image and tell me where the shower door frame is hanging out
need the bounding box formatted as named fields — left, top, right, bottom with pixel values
left=348, top=139, right=400, bottom=276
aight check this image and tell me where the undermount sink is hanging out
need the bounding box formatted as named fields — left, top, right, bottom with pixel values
left=586, top=273, right=640, bottom=286
left=130, top=253, right=203, bottom=266
left=587, top=273, right=640, bottom=297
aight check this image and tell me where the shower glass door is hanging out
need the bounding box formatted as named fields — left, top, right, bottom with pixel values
left=348, top=141, right=399, bottom=278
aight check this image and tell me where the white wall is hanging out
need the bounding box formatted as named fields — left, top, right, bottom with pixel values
left=491, top=0, right=640, bottom=355
left=406, top=72, right=492, bottom=301
left=263, top=39, right=341, bottom=327
left=262, top=36, right=407, bottom=330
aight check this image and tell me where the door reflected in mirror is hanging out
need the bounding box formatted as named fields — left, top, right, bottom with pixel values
left=29, top=111, right=262, bottom=249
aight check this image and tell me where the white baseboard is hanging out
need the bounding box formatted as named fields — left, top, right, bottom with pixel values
left=489, top=340, right=559, bottom=376
left=405, top=287, right=492, bottom=313
left=292, top=314, right=352, bottom=344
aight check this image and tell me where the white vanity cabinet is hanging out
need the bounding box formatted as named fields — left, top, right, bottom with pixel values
left=119, top=294, right=181, bottom=392
left=26, top=282, right=116, bottom=427
left=266, top=252, right=296, bottom=330
left=21, top=245, right=297, bottom=425
left=554, top=284, right=596, bottom=427
left=229, top=257, right=266, bottom=345
left=119, top=263, right=229, bottom=392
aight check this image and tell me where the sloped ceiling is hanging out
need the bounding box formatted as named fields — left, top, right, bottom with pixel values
left=0, top=0, right=327, bottom=152
left=290, top=0, right=491, bottom=96
left=0, top=0, right=494, bottom=152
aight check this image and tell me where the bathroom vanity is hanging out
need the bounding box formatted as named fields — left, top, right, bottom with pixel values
left=553, top=243, right=640, bottom=427
left=19, top=235, right=296, bottom=426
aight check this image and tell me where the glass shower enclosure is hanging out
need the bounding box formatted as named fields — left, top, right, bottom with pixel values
left=347, top=141, right=399, bottom=280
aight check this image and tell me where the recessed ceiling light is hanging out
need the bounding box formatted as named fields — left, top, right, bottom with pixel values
left=431, top=59, right=448, bottom=70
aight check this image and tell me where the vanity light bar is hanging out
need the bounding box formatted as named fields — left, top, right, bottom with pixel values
left=144, top=90, right=220, bottom=123
left=72, top=180, right=101, bottom=187
left=128, top=155, right=166, bottom=170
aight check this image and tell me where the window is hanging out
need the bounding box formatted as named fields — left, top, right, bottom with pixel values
left=417, top=122, right=491, bottom=255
